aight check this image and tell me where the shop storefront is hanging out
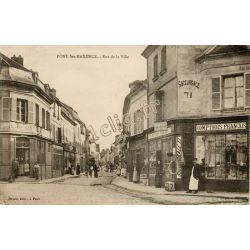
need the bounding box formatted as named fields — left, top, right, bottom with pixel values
left=195, top=119, right=249, bottom=192
left=127, top=134, right=147, bottom=184
left=148, top=123, right=176, bottom=187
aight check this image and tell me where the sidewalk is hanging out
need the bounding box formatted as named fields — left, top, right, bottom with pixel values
left=0, top=174, right=77, bottom=184
left=111, top=177, right=249, bottom=203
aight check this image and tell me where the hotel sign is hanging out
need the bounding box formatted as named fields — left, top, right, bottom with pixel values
left=154, top=122, right=168, bottom=131
left=196, top=122, right=247, bottom=132
left=148, top=128, right=172, bottom=140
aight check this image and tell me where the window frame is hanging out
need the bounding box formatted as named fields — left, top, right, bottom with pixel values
left=16, top=98, right=28, bottom=122
left=222, top=74, right=244, bottom=110
left=244, top=72, right=250, bottom=108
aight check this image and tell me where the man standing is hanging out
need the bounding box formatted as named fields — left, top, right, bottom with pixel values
left=33, top=162, right=40, bottom=180
left=186, top=158, right=200, bottom=194
left=9, top=158, right=19, bottom=182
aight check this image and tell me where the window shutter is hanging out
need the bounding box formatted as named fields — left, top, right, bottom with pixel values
left=154, top=55, right=158, bottom=78
left=212, top=78, right=221, bottom=109
left=245, top=73, right=250, bottom=107
left=39, top=106, right=42, bottom=127
left=28, top=101, right=34, bottom=123
left=0, top=97, right=2, bottom=121
left=161, top=46, right=167, bottom=72
left=11, top=98, right=17, bottom=121
left=2, top=97, right=11, bottom=121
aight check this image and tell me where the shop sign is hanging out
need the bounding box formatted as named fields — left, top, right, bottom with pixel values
left=148, top=128, right=172, bottom=140
left=154, top=122, right=168, bottom=131
left=196, top=122, right=247, bottom=132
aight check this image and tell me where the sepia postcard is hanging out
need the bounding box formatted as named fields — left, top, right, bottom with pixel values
left=0, top=45, right=249, bottom=205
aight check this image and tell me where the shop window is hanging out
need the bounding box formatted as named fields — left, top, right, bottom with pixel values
left=53, top=148, right=63, bottom=170
left=195, top=134, right=248, bottom=180
left=37, top=140, right=45, bottom=164
left=163, top=137, right=173, bottom=164
left=245, top=73, right=250, bottom=107
left=16, top=99, right=28, bottom=122
left=35, top=104, right=39, bottom=126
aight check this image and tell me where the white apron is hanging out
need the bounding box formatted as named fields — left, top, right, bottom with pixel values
left=133, top=168, right=137, bottom=182
left=189, top=166, right=199, bottom=191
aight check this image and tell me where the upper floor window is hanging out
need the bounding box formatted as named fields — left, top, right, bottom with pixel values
left=155, top=90, right=164, bottom=122
left=224, top=75, right=243, bottom=109
left=153, top=55, right=158, bottom=79
left=17, top=99, right=28, bottom=122
left=134, top=110, right=144, bottom=135
left=160, top=46, right=167, bottom=74
left=212, top=74, right=250, bottom=110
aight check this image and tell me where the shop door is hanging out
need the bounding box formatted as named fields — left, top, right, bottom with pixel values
left=155, top=150, right=163, bottom=188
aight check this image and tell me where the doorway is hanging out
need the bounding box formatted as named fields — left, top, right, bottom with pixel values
left=155, top=150, right=163, bottom=187
left=16, top=138, right=30, bottom=176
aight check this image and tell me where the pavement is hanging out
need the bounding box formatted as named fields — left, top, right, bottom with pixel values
left=111, top=176, right=249, bottom=204
left=0, top=173, right=249, bottom=204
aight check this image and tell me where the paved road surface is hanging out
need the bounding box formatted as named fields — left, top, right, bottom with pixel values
left=0, top=176, right=154, bottom=205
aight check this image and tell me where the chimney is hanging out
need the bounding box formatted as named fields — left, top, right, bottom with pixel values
left=50, top=88, right=56, bottom=97
left=11, top=55, right=24, bottom=66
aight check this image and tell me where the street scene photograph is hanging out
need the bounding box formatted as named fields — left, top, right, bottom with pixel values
left=0, top=45, right=249, bottom=205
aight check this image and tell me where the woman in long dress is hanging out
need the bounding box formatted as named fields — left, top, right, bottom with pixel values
left=187, top=158, right=200, bottom=194
left=132, top=166, right=137, bottom=183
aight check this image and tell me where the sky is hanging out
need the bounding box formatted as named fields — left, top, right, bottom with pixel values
left=0, top=45, right=147, bottom=149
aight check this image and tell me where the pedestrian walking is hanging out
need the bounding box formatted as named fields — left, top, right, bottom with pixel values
left=33, top=162, right=40, bottom=180
left=186, top=158, right=201, bottom=194
left=76, top=163, right=81, bottom=175
left=93, top=161, right=98, bottom=178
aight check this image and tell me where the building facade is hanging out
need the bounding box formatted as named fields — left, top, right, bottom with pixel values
left=142, top=45, right=250, bottom=192
left=122, top=80, right=149, bottom=184
left=0, top=52, right=88, bottom=180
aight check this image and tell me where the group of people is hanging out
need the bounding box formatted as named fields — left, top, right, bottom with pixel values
left=9, top=159, right=40, bottom=182
left=87, top=158, right=99, bottom=178
left=66, top=162, right=81, bottom=176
